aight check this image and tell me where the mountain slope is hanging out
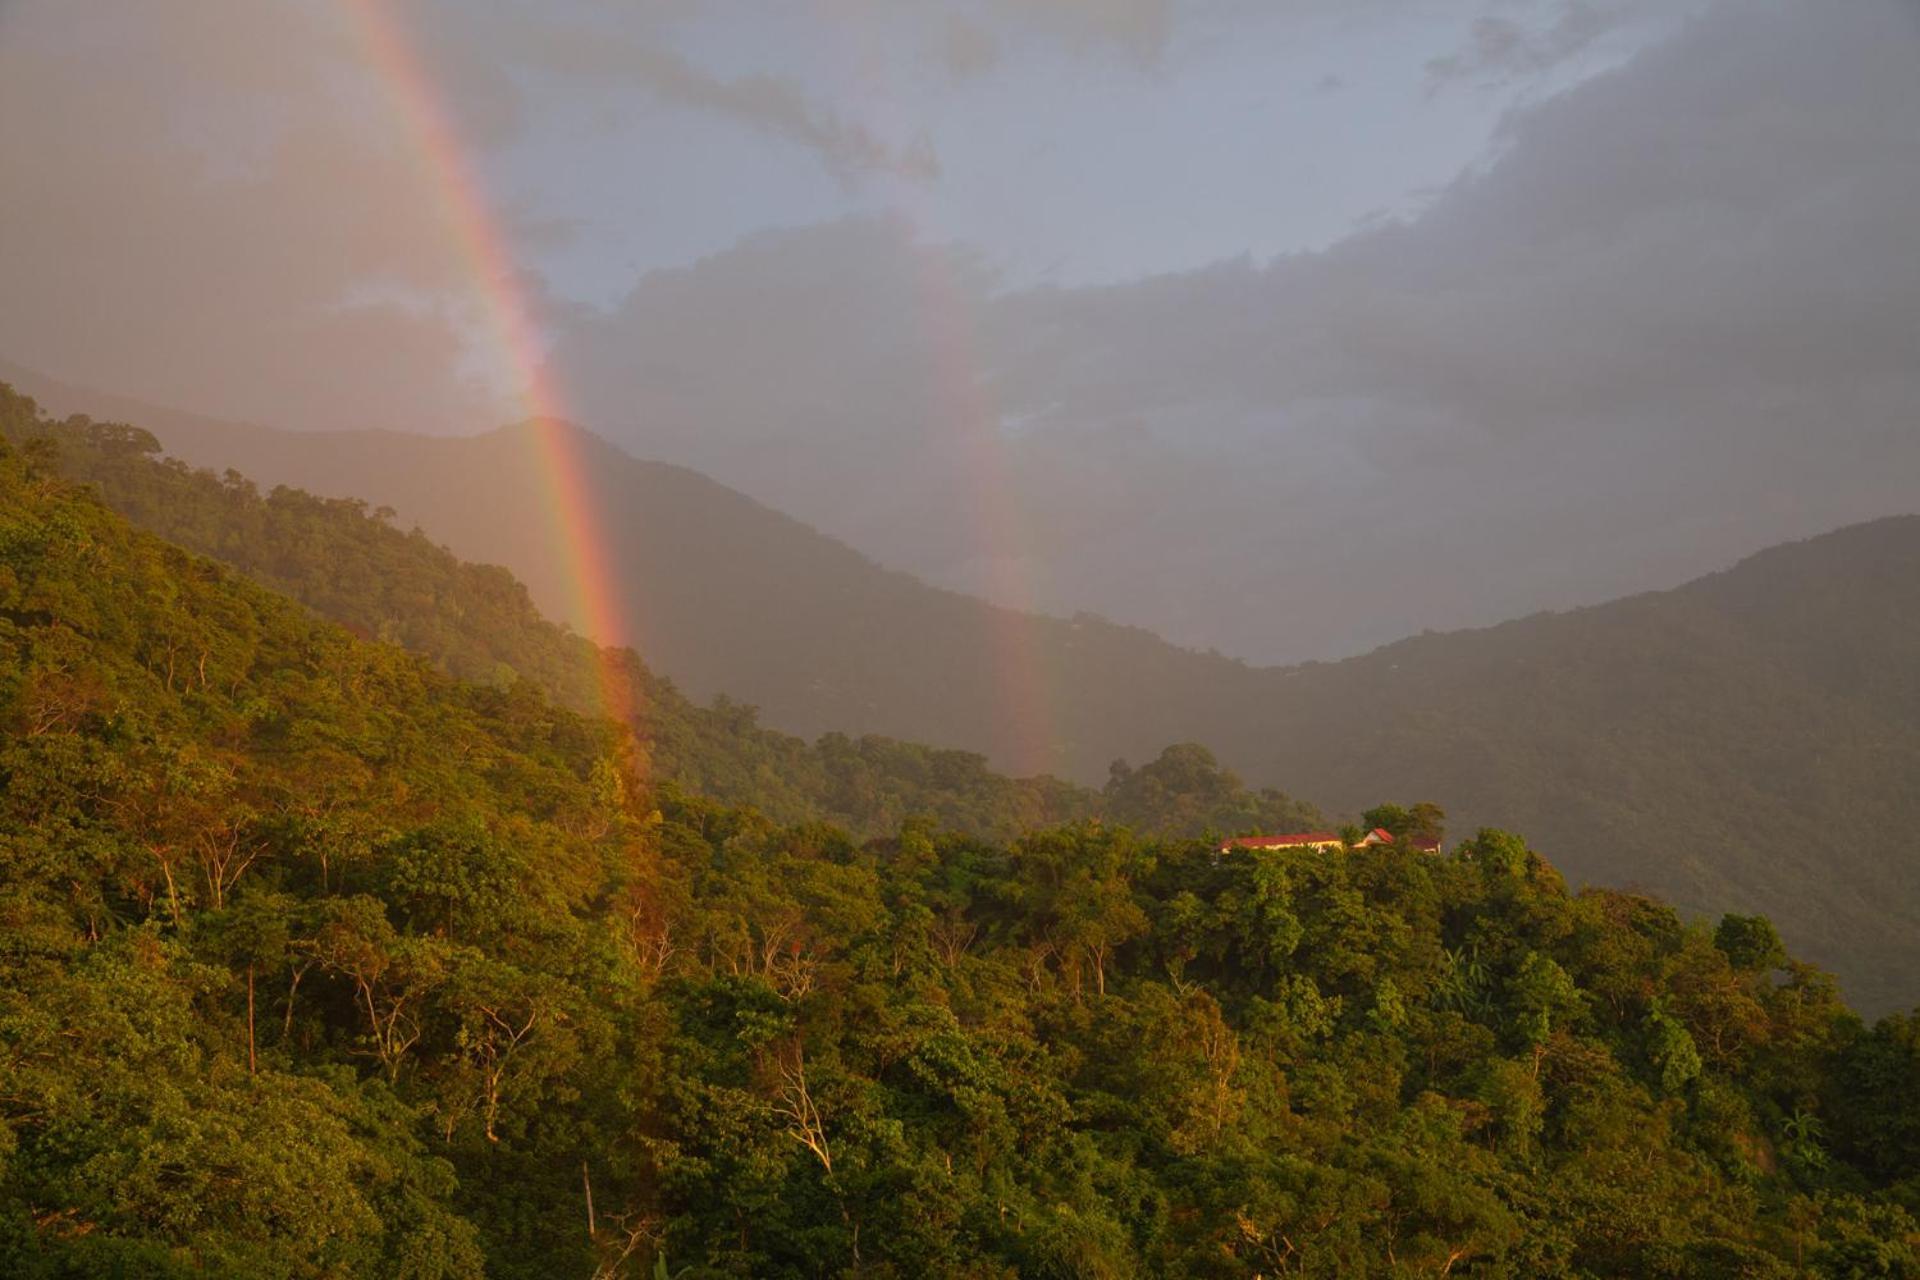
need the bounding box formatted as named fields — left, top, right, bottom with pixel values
left=6, top=427, right=1920, bottom=1276
left=1, top=365, right=1258, bottom=778
left=1222, top=522, right=1920, bottom=1012
left=0, top=383, right=1322, bottom=845
left=9, top=372, right=1917, bottom=1012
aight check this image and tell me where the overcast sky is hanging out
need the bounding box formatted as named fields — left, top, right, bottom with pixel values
left=2, top=0, right=1915, bottom=662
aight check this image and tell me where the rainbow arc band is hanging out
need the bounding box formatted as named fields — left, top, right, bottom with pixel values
left=343, top=0, right=1061, bottom=776
left=343, top=0, right=634, bottom=724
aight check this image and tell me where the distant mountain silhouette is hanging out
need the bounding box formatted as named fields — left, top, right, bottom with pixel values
left=3, top=362, right=1262, bottom=780
left=10, top=363, right=1918, bottom=1012
left=1233, top=518, right=1920, bottom=1014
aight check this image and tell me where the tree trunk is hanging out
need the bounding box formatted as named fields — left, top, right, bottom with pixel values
left=283, top=963, right=308, bottom=1038
left=583, top=1160, right=596, bottom=1240
left=158, top=857, right=182, bottom=925
left=246, top=965, right=257, bottom=1074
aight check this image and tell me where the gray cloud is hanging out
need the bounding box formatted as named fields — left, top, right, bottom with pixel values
left=555, top=217, right=999, bottom=568
left=939, top=13, right=1004, bottom=78
left=1006, top=0, right=1920, bottom=656
left=0, top=1, right=938, bottom=434
left=2, top=0, right=1912, bottom=667
left=990, top=0, right=1174, bottom=64
left=561, top=0, right=1920, bottom=662
left=1424, top=0, right=1686, bottom=86
left=826, top=0, right=1183, bottom=76
left=0, top=2, right=507, bottom=432
left=623, top=45, right=940, bottom=182
left=475, top=9, right=941, bottom=182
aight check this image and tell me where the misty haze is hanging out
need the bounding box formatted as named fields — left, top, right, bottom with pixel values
left=0, top=2, right=1917, bottom=1275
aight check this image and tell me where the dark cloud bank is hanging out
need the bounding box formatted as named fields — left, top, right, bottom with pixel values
left=557, top=0, right=1920, bottom=662
left=2, top=1, right=1915, bottom=664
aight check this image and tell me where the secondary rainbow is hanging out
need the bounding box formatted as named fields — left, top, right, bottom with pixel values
left=817, top=0, right=1063, bottom=778
left=341, top=0, right=636, bottom=719
left=345, top=0, right=1062, bottom=777
left=903, top=234, right=1062, bottom=777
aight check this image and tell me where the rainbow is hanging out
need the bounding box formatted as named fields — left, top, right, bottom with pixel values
left=904, top=237, right=1062, bottom=777
left=340, top=1, right=1065, bottom=778
left=833, top=16, right=1062, bottom=777
left=792, top=0, right=1062, bottom=774
left=340, top=0, right=637, bottom=722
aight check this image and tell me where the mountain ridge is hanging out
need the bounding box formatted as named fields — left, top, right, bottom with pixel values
left=0, top=383, right=1327, bottom=849
left=7, top=419, right=1916, bottom=1275
left=6, top=366, right=1917, bottom=1012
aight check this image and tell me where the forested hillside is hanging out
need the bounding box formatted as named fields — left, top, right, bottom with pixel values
left=1231, top=526, right=1920, bottom=1016
left=0, top=385, right=1319, bottom=845
left=5, top=421, right=1920, bottom=1276
left=4, top=370, right=1260, bottom=780
left=8, top=377, right=1915, bottom=1013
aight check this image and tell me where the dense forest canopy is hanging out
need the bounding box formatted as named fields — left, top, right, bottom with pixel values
left=3, top=389, right=1920, bottom=1275
left=25, top=381, right=1918, bottom=1014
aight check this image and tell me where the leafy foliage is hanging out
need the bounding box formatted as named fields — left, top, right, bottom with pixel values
left=2, top=419, right=1919, bottom=1276
left=17, top=383, right=1915, bottom=1013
